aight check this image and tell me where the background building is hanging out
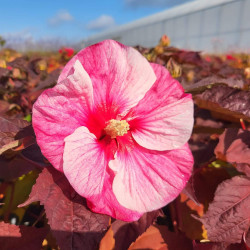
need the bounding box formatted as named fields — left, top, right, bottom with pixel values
left=85, top=0, right=250, bottom=53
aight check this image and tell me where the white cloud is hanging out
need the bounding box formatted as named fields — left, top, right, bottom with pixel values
left=86, top=15, right=116, bottom=31
left=48, top=10, right=73, bottom=26
left=125, top=0, right=195, bottom=8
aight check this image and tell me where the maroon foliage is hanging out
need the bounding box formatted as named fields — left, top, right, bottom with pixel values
left=215, top=128, right=250, bottom=165
left=0, top=101, right=11, bottom=115
left=189, top=106, right=227, bottom=168
left=200, top=176, right=250, bottom=243
left=190, top=165, right=231, bottom=207
left=176, top=50, right=204, bottom=65
left=158, top=227, right=193, bottom=250
left=185, top=76, right=244, bottom=93
left=7, top=57, right=29, bottom=72
left=0, top=117, right=42, bottom=180
left=20, top=167, right=110, bottom=250
left=33, top=68, right=60, bottom=91
left=0, top=116, right=31, bottom=153
left=0, top=131, right=17, bottom=151
left=0, top=222, right=48, bottom=250
left=0, top=116, right=29, bottom=134
left=0, top=68, right=10, bottom=81
left=189, top=138, right=218, bottom=168
left=193, top=241, right=248, bottom=250
left=0, top=154, right=39, bottom=180
left=194, top=85, right=250, bottom=122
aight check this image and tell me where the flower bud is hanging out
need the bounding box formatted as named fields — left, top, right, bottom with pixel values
left=166, top=58, right=182, bottom=78
left=159, top=34, right=170, bottom=47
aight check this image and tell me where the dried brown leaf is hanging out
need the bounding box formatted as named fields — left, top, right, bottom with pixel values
left=128, top=225, right=192, bottom=250
left=111, top=210, right=162, bottom=250
left=99, top=225, right=115, bottom=250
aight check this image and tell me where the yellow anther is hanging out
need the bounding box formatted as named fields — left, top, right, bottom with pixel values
left=104, top=119, right=130, bottom=139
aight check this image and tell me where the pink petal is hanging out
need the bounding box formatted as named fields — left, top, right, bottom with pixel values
left=63, top=126, right=142, bottom=221
left=110, top=140, right=193, bottom=213
left=32, top=60, right=93, bottom=171
left=63, top=126, right=110, bottom=197
left=58, top=40, right=157, bottom=114
left=86, top=179, right=143, bottom=221
left=127, top=63, right=194, bottom=151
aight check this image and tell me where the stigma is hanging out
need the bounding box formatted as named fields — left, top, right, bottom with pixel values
left=104, top=119, right=130, bottom=139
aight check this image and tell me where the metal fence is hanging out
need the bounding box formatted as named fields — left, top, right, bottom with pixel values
left=85, top=0, right=250, bottom=53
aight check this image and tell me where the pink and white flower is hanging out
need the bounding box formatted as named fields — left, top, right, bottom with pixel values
left=32, top=40, right=194, bottom=221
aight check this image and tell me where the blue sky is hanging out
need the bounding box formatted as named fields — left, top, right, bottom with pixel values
left=0, top=0, right=193, bottom=49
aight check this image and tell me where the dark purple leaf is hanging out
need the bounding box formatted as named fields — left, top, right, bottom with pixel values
left=199, top=176, right=250, bottom=243
left=185, top=76, right=244, bottom=94
left=0, top=154, right=39, bottom=180
left=28, top=58, right=45, bottom=76
left=0, top=222, right=48, bottom=250
left=194, top=85, right=250, bottom=122
left=0, top=100, right=11, bottom=115
left=174, top=193, right=204, bottom=240
left=158, top=226, right=193, bottom=250
left=189, top=139, right=218, bottom=168
left=0, top=118, right=41, bottom=179
left=214, top=128, right=250, bottom=165
left=176, top=50, right=204, bottom=66
left=0, top=121, right=45, bottom=180
left=193, top=241, right=247, bottom=250
left=189, top=106, right=225, bottom=168
left=217, top=64, right=244, bottom=79
left=0, top=116, right=29, bottom=133
left=20, top=167, right=110, bottom=250
left=7, top=56, right=28, bottom=72
left=0, top=131, right=17, bottom=149
left=192, top=166, right=231, bottom=207
left=0, top=116, right=44, bottom=167
left=0, top=67, right=10, bottom=82
left=16, top=126, right=46, bottom=166
left=34, top=68, right=60, bottom=91
left=20, top=143, right=47, bottom=167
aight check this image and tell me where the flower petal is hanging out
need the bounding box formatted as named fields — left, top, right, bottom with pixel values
left=58, top=40, right=157, bottom=113
left=63, top=126, right=110, bottom=197
left=110, top=141, right=193, bottom=213
left=128, top=63, right=194, bottom=151
left=63, top=126, right=142, bottom=221
left=32, top=60, right=93, bottom=171
left=86, top=179, right=143, bottom=221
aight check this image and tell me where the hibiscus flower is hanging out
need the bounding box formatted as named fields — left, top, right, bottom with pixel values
left=32, top=40, right=194, bottom=221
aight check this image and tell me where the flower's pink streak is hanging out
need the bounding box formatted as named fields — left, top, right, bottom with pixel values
left=32, top=40, right=194, bottom=221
